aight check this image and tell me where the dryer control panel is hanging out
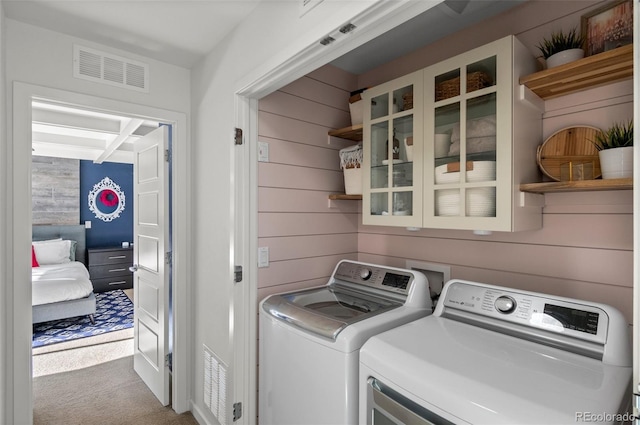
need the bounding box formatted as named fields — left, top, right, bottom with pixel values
left=437, top=280, right=608, bottom=347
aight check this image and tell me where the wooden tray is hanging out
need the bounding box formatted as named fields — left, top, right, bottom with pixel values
left=537, top=126, right=602, bottom=181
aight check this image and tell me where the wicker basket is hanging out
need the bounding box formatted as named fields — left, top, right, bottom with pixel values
left=435, top=71, right=492, bottom=101
left=402, top=92, right=413, bottom=110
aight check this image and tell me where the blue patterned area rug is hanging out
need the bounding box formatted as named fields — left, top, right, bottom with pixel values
left=33, top=289, right=134, bottom=349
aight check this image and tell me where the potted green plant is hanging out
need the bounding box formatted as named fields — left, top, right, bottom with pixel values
left=592, top=120, right=633, bottom=179
left=537, top=27, right=585, bottom=68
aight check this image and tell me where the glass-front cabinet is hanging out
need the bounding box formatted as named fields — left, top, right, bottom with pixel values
left=423, top=36, right=542, bottom=232
left=362, top=70, right=424, bottom=227
left=424, top=40, right=503, bottom=231
left=362, top=35, right=543, bottom=232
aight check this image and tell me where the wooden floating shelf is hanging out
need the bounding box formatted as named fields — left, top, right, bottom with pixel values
left=519, top=44, right=633, bottom=100
left=328, top=124, right=363, bottom=142
left=520, top=178, right=632, bottom=194
left=329, top=193, right=362, bottom=200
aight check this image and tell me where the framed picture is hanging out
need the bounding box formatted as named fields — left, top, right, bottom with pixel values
left=581, top=0, right=633, bottom=56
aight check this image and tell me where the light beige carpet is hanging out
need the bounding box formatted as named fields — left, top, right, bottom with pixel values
left=32, top=331, right=134, bottom=377
left=33, top=355, right=198, bottom=425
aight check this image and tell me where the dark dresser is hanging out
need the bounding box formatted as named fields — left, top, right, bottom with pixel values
left=88, top=246, right=134, bottom=293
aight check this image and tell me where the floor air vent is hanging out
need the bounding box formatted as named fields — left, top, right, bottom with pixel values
left=73, top=45, right=149, bottom=92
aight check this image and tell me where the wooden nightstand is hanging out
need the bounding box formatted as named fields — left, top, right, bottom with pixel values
left=88, top=246, right=134, bottom=293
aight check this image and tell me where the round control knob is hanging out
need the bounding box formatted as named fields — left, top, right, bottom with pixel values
left=360, top=268, right=372, bottom=280
left=494, top=296, right=516, bottom=314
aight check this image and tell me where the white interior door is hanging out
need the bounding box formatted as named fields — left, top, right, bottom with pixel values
left=133, top=125, right=170, bottom=405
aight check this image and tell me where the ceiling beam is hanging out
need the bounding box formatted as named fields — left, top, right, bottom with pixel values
left=32, top=109, right=122, bottom=135
left=94, top=118, right=144, bottom=164
left=32, top=142, right=134, bottom=164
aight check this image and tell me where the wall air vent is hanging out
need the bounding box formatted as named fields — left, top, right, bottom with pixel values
left=73, top=45, right=149, bottom=93
left=204, top=345, right=229, bottom=425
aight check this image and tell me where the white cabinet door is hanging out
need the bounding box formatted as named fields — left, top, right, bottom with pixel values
left=362, top=70, right=424, bottom=227
left=423, top=36, right=509, bottom=232
left=423, top=36, right=542, bottom=232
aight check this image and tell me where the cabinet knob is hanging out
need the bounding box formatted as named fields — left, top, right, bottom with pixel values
left=129, top=264, right=139, bottom=272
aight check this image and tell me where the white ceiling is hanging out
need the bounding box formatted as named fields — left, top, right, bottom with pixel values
left=3, top=0, right=524, bottom=163
left=331, top=0, right=525, bottom=75
left=2, top=0, right=263, bottom=69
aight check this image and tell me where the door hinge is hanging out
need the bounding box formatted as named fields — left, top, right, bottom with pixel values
left=165, top=352, right=172, bottom=369
left=233, top=402, right=242, bottom=422
left=165, top=148, right=171, bottom=162
left=234, top=265, right=242, bottom=283
left=234, top=127, right=243, bottom=145
left=165, top=251, right=172, bottom=265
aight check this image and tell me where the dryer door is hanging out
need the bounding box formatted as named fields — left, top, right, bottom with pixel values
left=366, top=377, right=462, bottom=425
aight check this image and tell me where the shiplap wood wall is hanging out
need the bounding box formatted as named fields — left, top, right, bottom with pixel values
left=257, top=0, right=633, bottom=323
left=257, top=66, right=359, bottom=301
left=32, top=155, right=80, bottom=225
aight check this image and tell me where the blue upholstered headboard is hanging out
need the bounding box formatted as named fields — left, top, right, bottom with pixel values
left=32, top=224, right=87, bottom=265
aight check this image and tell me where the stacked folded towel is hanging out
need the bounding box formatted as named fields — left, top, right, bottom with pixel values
left=448, top=115, right=496, bottom=156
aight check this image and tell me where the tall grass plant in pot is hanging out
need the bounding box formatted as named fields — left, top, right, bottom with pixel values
left=537, top=27, right=585, bottom=69
left=592, top=121, right=634, bottom=179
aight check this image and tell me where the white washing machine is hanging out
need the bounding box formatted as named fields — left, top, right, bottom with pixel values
left=360, top=279, right=632, bottom=424
left=259, top=260, right=432, bottom=425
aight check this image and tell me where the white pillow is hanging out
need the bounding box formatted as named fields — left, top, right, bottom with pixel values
left=32, top=239, right=72, bottom=265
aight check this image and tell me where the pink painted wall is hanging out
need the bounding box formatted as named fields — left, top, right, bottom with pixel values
left=257, top=66, right=359, bottom=301
left=257, top=0, right=633, bottom=323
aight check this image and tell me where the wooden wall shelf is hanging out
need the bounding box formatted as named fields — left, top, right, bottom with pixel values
left=329, top=193, right=362, bottom=200
left=328, top=124, right=363, bottom=142
left=519, top=44, right=633, bottom=100
left=520, top=178, right=632, bottom=194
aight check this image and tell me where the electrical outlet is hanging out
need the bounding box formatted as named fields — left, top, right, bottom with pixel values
left=258, top=141, right=269, bottom=162
left=85, top=221, right=92, bottom=229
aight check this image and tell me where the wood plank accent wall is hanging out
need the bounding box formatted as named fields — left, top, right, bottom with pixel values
left=32, top=155, right=80, bottom=225
left=257, top=65, right=359, bottom=301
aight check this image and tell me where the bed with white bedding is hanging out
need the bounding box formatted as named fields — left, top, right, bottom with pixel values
left=32, top=225, right=96, bottom=324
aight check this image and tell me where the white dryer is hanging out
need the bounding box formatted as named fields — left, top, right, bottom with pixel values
left=360, top=280, right=632, bottom=424
left=259, top=260, right=432, bottom=425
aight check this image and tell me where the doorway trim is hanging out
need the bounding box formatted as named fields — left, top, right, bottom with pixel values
left=10, top=82, right=190, bottom=423
left=232, top=2, right=444, bottom=422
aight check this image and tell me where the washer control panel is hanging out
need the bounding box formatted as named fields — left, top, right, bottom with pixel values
left=333, top=261, right=413, bottom=296
left=439, top=280, right=608, bottom=345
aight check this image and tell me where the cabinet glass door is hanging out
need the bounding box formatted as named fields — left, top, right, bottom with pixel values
left=364, top=71, right=423, bottom=226
left=431, top=55, right=497, bottom=219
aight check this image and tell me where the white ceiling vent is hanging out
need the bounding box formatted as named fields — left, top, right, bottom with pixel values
left=73, top=45, right=149, bottom=93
